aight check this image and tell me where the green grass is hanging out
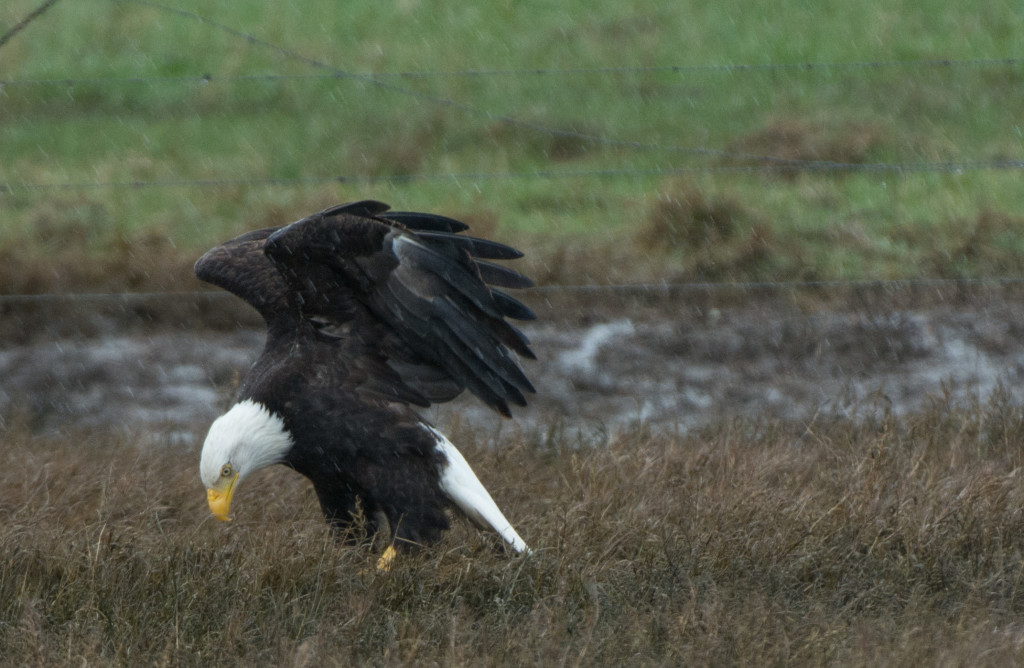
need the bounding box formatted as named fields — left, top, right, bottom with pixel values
left=4, top=395, right=1024, bottom=664
left=2, top=0, right=1024, bottom=291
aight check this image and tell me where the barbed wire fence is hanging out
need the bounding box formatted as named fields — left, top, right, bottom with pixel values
left=2, top=0, right=1024, bottom=308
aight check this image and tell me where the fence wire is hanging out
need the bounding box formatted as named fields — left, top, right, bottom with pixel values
left=6, top=57, right=1024, bottom=87
left=4, top=276, right=1024, bottom=306
left=4, top=158, right=1024, bottom=194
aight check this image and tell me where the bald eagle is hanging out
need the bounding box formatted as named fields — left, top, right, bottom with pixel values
left=195, top=200, right=535, bottom=568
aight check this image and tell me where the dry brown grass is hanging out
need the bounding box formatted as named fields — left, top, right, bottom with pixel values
left=0, top=196, right=195, bottom=296
left=634, top=179, right=776, bottom=283
left=3, top=390, right=1024, bottom=665
left=920, top=209, right=1024, bottom=279
left=728, top=117, right=888, bottom=175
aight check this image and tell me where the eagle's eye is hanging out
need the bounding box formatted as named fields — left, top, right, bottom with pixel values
left=220, top=464, right=233, bottom=478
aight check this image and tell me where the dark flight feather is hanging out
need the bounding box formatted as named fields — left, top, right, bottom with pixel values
left=321, top=199, right=391, bottom=219
left=492, top=290, right=537, bottom=323
left=474, top=260, right=535, bottom=290
left=413, top=231, right=525, bottom=260
left=381, top=210, right=471, bottom=233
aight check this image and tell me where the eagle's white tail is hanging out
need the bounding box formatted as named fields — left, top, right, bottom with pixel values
left=428, top=427, right=529, bottom=553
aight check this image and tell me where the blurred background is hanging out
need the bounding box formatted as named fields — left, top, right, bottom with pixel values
left=3, top=0, right=1024, bottom=437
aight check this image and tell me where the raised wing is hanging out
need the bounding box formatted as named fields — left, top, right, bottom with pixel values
left=213, top=200, right=536, bottom=417
left=193, top=226, right=295, bottom=334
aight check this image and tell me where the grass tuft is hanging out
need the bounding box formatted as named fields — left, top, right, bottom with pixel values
left=730, top=117, right=889, bottom=174
left=636, top=179, right=776, bottom=281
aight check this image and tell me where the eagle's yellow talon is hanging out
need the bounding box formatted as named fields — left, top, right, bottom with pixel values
left=376, top=545, right=397, bottom=572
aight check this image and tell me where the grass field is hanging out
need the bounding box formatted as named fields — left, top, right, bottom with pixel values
left=3, top=1, right=1024, bottom=291
left=5, top=2, right=1024, bottom=665
left=3, top=397, right=1024, bottom=664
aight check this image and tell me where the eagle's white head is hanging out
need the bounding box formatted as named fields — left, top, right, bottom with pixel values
left=199, top=399, right=293, bottom=521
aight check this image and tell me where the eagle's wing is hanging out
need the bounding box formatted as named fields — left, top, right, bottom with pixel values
left=248, top=201, right=536, bottom=417
left=193, top=226, right=293, bottom=332
left=193, top=209, right=443, bottom=407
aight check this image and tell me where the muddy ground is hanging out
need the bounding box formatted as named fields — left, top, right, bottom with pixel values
left=4, top=285, right=1024, bottom=444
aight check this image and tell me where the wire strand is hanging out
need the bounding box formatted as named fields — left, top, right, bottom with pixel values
left=4, top=159, right=1023, bottom=193
left=5, top=56, right=1024, bottom=87
left=0, top=0, right=62, bottom=51
left=4, top=276, right=1024, bottom=305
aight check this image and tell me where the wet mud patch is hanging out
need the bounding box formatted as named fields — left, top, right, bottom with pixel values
left=5, top=290, right=1024, bottom=443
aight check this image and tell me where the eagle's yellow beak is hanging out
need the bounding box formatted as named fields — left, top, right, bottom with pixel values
left=206, top=473, right=239, bottom=521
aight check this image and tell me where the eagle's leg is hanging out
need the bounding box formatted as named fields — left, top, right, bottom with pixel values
left=314, top=483, right=385, bottom=546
